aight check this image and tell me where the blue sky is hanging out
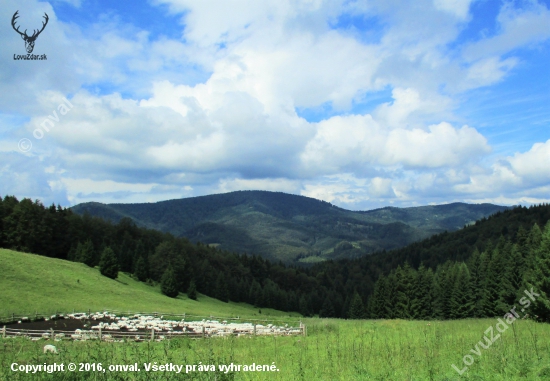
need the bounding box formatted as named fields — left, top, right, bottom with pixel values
left=0, top=0, right=549, bottom=210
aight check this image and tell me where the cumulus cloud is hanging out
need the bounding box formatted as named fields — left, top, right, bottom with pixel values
left=301, top=116, right=490, bottom=173
left=508, top=139, right=550, bottom=184
left=454, top=140, right=550, bottom=199
left=0, top=0, right=549, bottom=209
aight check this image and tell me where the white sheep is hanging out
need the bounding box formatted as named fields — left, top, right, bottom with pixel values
left=43, top=345, right=58, bottom=354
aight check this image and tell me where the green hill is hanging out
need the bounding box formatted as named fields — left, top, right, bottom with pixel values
left=0, top=248, right=297, bottom=318
left=71, top=190, right=509, bottom=262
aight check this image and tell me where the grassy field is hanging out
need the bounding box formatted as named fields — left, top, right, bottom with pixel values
left=3, top=249, right=550, bottom=380
left=2, top=318, right=550, bottom=380
left=0, top=249, right=298, bottom=319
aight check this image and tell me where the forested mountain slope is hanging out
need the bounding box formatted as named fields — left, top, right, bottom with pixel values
left=1, top=195, right=549, bottom=321
left=71, top=191, right=509, bottom=263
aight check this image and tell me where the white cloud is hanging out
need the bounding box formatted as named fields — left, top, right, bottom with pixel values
left=383, top=123, right=491, bottom=167
left=461, top=56, right=518, bottom=89
left=508, top=139, right=550, bottom=184
left=368, top=177, right=395, bottom=197
left=301, top=116, right=490, bottom=173
left=454, top=140, right=550, bottom=197
left=433, top=0, right=473, bottom=20
left=463, top=1, right=550, bottom=61
left=1, top=0, right=549, bottom=210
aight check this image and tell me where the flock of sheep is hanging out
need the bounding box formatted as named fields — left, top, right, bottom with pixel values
left=5, top=312, right=304, bottom=344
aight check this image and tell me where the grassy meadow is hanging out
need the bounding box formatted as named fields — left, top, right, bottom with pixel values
left=0, top=249, right=298, bottom=319
left=3, top=248, right=550, bottom=380
left=3, top=319, right=550, bottom=380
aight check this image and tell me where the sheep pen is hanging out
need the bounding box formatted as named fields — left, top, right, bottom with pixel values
left=1, top=311, right=305, bottom=343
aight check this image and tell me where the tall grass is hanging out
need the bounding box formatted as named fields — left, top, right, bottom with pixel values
left=2, top=318, right=550, bottom=380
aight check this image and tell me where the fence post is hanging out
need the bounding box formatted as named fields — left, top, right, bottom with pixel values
left=99, top=326, right=102, bottom=341
left=2, top=326, right=5, bottom=339
left=254, top=324, right=256, bottom=336
left=202, top=325, right=205, bottom=339
left=151, top=328, right=155, bottom=341
left=50, top=328, right=54, bottom=340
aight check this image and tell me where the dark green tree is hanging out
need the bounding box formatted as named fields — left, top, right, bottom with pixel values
left=481, top=247, right=502, bottom=316
left=319, top=296, right=336, bottom=318
left=77, top=240, right=95, bottom=267
left=299, top=294, right=311, bottom=317
left=527, top=222, right=550, bottom=322
left=215, top=273, right=229, bottom=303
left=161, top=266, right=179, bottom=298
left=187, top=279, right=198, bottom=300
left=369, top=274, right=387, bottom=319
left=413, top=264, right=435, bottom=319
left=383, top=271, right=398, bottom=319
left=99, top=247, right=119, bottom=279
left=394, top=264, right=416, bottom=319
left=134, top=255, right=148, bottom=282
left=450, top=263, right=474, bottom=319
left=348, top=291, right=365, bottom=319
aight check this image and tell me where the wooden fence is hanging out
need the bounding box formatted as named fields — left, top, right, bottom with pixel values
left=0, top=310, right=306, bottom=341
left=0, top=324, right=306, bottom=341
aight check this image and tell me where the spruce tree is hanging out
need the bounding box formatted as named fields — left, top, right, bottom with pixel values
left=161, top=266, right=179, bottom=298
left=434, top=263, right=457, bottom=319
left=299, top=295, right=311, bottom=317
left=67, top=243, right=78, bottom=262
left=187, top=279, right=198, bottom=300
left=527, top=222, right=550, bottom=322
left=414, top=264, right=435, bottom=319
left=215, top=273, right=229, bottom=303
left=249, top=281, right=262, bottom=307
left=77, top=240, right=95, bottom=267
left=134, top=255, right=148, bottom=282
left=319, top=296, right=336, bottom=318
left=395, top=264, right=416, bottom=319
left=450, top=263, right=474, bottom=319
left=348, top=291, right=365, bottom=319
left=482, top=247, right=503, bottom=316
left=500, top=243, right=524, bottom=307
left=467, top=248, right=485, bottom=317
left=99, top=247, right=119, bottom=279
left=370, top=275, right=387, bottom=319
left=383, top=271, right=397, bottom=319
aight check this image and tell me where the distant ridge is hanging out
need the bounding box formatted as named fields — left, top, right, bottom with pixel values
left=71, top=191, right=510, bottom=263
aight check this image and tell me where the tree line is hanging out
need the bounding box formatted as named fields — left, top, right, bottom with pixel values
left=0, top=196, right=324, bottom=314
left=1, top=195, right=550, bottom=321
left=368, top=223, right=550, bottom=321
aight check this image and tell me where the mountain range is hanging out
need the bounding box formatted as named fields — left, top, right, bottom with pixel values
left=71, top=191, right=510, bottom=263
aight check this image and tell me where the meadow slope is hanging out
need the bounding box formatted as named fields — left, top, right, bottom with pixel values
left=0, top=248, right=298, bottom=319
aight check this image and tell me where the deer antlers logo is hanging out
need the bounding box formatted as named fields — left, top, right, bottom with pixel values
left=11, top=10, right=49, bottom=54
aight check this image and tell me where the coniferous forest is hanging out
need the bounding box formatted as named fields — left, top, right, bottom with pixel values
left=1, top=195, right=550, bottom=322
